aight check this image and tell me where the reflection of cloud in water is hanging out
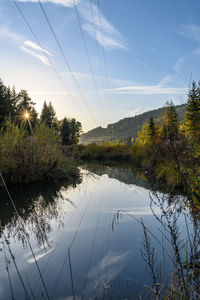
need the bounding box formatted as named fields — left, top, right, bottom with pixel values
left=84, top=251, right=130, bottom=296
left=102, top=174, right=109, bottom=179
left=129, top=184, right=140, bottom=193
left=25, top=248, right=53, bottom=264
left=59, top=297, right=81, bottom=300
left=104, top=207, right=157, bottom=216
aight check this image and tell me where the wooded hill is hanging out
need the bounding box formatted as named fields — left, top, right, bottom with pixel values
left=80, top=104, right=185, bottom=144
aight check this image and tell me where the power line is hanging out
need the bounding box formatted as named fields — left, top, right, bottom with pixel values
left=97, top=0, right=111, bottom=126
left=68, top=248, right=76, bottom=300
left=89, top=0, right=109, bottom=124
left=0, top=172, right=50, bottom=300
left=89, top=0, right=102, bottom=81
left=72, top=0, right=103, bottom=117
left=2, top=239, right=15, bottom=300
left=32, top=195, right=83, bottom=291
left=81, top=186, right=104, bottom=299
left=97, top=0, right=108, bottom=88
left=4, top=235, right=31, bottom=300
left=13, top=0, right=90, bottom=125
left=38, top=0, right=98, bottom=126
left=50, top=191, right=93, bottom=298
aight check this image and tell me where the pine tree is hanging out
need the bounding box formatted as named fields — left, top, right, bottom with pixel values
left=40, top=101, right=57, bottom=129
left=10, top=86, right=20, bottom=119
left=17, top=89, right=35, bottom=111
left=0, top=79, right=10, bottom=126
left=148, top=115, right=157, bottom=140
left=16, top=90, right=38, bottom=128
left=60, top=118, right=70, bottom=145
left=40, top=101, right=49, bottom=124
left=162, top=101, right=179, bottom=141
left=48, top=102, right=57, bottom=129
left=185, top=80, right=200, bottom=137
left=70, top=118, right=82, bottom=144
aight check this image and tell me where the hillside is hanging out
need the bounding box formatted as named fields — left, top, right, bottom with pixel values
left=80, top=104, right=185, bottom=144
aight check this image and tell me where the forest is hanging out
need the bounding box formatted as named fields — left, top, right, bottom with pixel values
left=1, top=78, right=200, bottom=300
left=76, top=81, right=200, bottom=205
left=1, top=76, right=200, bottom=206
left=0, top=78, right=82, bottom=183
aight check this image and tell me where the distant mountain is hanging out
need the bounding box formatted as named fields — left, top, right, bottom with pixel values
left=80, top=104, right=186, bottom=144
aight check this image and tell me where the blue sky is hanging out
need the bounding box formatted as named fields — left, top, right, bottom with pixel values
left=1, top=0, right=200, bottom=131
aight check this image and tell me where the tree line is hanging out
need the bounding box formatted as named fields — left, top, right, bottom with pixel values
left=0, top=78, right=82, bottom=145
left=132, top=80, right=200, bottom=203
left=138, top=80, right=200, bottom=144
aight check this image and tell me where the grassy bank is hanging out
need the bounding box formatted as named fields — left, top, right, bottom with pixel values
left=0, top=121, right=79, bottom=185
left=63, top=139, right=200, bottom=203
left=63, top=143, right=135, bottom=162
left=63, top=143, right=182, bottom=187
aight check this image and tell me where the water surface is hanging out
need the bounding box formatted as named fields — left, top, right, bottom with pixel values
left=0, top=164, right=190, bottom=299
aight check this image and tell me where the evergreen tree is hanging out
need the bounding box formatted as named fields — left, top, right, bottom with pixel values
left=48, top=102, right=57, bottom=129
left=4, top=86, right=17, bottom=120
left=148, top=115, right=157, bottom=140
left=185, top=80, right=200, bottom=137
left=60, top=118, right=70, bottom=145
left=162, top=101, right=179, bottom=141
left=70, top=118, right=82, bottom=144
left=40, top=101, right=57, bottom=129
left=17, top=90, right=35, bottom=111
left=40, top=101, right=48, bottom=123
left=10, top=86, right=20, bottom=119
left=0, top=79, right=11, bottom=126
left=16, top=90, right=38, bottom=128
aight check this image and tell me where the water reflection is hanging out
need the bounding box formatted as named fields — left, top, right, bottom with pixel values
left=0, top=164, right=198, bottom=299
left=112, top=187, right=200, bottom=299
left=0, top=178, right=81, bottom=247
left=81, top=162, right=150, bottom=189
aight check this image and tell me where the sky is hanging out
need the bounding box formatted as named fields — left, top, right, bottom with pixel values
left=1, top=0, right=200, bottom=131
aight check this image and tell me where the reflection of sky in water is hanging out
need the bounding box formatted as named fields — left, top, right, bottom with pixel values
left=0, top=166, right=190, bottom=299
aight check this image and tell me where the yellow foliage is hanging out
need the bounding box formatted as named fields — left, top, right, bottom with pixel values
left=136, top=124, right=150, bottom=145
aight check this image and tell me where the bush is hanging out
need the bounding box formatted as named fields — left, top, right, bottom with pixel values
left=0, top=121, right=78, bottom=183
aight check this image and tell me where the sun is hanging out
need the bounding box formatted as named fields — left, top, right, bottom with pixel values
left=24, top=112, right=30, bottom=119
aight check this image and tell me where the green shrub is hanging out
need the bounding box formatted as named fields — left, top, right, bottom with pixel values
left=0, top=121, right=78, bottom=183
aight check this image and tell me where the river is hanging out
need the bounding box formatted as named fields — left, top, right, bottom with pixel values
left=0, top=163, right=194, bottom=299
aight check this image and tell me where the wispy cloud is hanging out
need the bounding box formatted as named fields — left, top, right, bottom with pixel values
left=21, top=40, right=52, bottom=65
left=0, top=27, right=23, bottom=43
left=85, top=251, right=130, bottom=295
left=20, top=46, right=51, bottom=66
left=60, top=70, right=136, bottom=87
left=16, top=0, right=125, bottom=50
left=78, top=1, right=126, bottom=50
left=16, top=0, right=79, bottom=7
left=177, top=24, right=200, bottom=44
left=78, top=1, right=118, bottom=35
left=24, top=40, right=51, bottom=56
left=158, top=74, right=174, bottom=86
left=173, top=54, right=190, bottom=74
left=82, top=23, right=126, bottom=50
left=104, top=85, right=187, bottom=95
left=27, top=248, right=53, bottom=263
left=174, top=24, right=200, bottom=74
left=0, top=26, right=52, bottom=66
left=132, top=59, right=156, bottom=72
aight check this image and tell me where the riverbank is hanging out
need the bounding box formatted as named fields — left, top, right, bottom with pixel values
left=0, top=162, right=198, bottom=300
left=63, top=142, right=200, bottom=203
left=0, top=121, right=80, bottom=185
left=63, top=143, right=181, bottom=185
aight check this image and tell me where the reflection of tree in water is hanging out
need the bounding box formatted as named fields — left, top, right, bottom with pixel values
left=0, top=178, right=81, bottom=247
left=81, top=162, right=150, bottom=189
left=112, top=189, right=200, bottom=299
left=141, top=191, right=200, bottom=299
